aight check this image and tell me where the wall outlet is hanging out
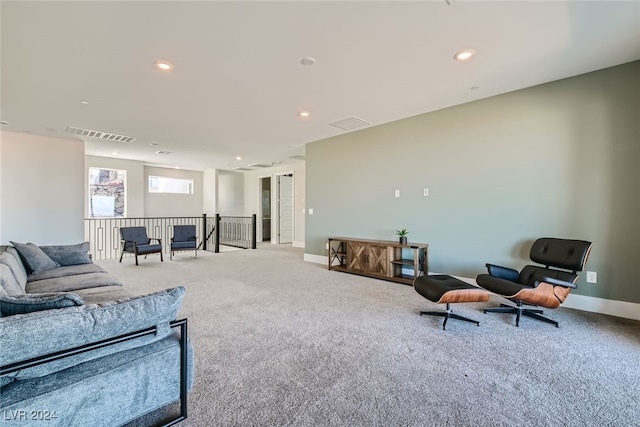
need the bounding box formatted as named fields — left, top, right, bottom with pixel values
left=586, top=271, right=597, bottom=283
left=394, top=189, right=400, bottom=198
left=308, top=208, right=313, bottom=215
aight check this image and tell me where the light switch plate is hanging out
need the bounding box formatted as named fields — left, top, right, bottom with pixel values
left=394, top=189, right=400, bottom=198
left=586, top=271, right=597, bottom=283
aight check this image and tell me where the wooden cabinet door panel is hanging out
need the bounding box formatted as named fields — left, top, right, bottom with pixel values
left=367, top=245, right=388, bottom=276
left=347, top=242, right=366, bottom=272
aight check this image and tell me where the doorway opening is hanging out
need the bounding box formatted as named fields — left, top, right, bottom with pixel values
left=276, top=173, right=293, bottom=244
left=260, top=177, right=271, bottom=242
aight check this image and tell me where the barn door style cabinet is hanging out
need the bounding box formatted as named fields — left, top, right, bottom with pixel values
left=328, top=237, right=428, bottom=285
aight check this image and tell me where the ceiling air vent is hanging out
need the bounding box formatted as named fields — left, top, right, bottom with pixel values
left=248, top=163, right=271, bottom=168
left=328, top=116, right=371, bottom=131
left=289, top=155, right=305, bottom=161
left=233, top=167, right=253, bottom=171
left=66, top=126, right=135, bottom=143
left=155, top=150, right=174, bottom=155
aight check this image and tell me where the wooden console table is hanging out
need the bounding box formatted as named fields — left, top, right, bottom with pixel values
left=328, top=237, right=428, bottom=285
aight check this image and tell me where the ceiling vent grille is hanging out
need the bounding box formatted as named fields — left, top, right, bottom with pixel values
left=248, top=163, right=271, bottom=168
left=328, top=116, right=371, bottom=131
left=289, top=155, right=305, bottom=161
left=233, top=167, right=253, bottom=171
left=155, top=150, right=174, bottom=155
left=66, top=126, right=135, bottom=143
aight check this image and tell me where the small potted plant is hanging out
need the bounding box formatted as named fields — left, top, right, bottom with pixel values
left=396, top=228, right=409, bottom=245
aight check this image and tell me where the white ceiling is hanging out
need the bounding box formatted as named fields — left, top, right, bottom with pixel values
left=1, top=1, right=639, bottom=172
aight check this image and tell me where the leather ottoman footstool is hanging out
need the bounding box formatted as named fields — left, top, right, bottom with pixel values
left=413, top=274, right=490, bottom=330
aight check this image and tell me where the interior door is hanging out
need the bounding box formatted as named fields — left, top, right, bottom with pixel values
left=260, top=177, right=271, bottom=242
left=277, top=173, right=293, bottom=244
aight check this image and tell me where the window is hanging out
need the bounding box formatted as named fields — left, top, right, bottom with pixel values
left=148, top=176, right=193, bottom=194
left=88, top=168, right=126, bottom=217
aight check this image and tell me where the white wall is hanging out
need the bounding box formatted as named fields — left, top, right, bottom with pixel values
left=217, top=170, right=245, bottom=216
left=144, top=166, right=204, bottom=217
left=244, top=162, right=305, bottom=247
left=203, top=169, right=218, bottom=215
left=0, top=131, right=84, bottom=244
left=85, top=155, right=145, bottom=217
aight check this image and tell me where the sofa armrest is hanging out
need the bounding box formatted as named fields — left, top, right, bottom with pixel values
left=1, top=319, right=190, bottom=425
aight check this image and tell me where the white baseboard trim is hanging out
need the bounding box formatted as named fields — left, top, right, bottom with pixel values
left=561, top=293, right=640, bottom=321
left=304, top=253, right=327, bottom=265
left=293, top=241, right=305, bottom=248
left=304, top=253, right=640, bottom=321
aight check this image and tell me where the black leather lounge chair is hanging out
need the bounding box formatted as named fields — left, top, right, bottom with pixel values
left=476, top=237, right=592, bottom=327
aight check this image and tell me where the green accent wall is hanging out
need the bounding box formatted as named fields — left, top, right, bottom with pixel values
left=305, top=61, right=640, bottom=304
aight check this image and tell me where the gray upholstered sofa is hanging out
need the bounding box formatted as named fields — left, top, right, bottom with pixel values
left=0, top=242, right=193, bottom=426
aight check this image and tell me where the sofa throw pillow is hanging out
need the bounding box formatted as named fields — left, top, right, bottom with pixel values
left=9, top=242, right=60, bottom=274
left=40, top=242, right=92, bottom=266
left=0, top=263, right=23, bottom=296
left=0, top=292, right=85, bottom=316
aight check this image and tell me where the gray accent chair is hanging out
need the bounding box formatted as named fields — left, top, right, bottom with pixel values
left=170, top=225, right=198, bottom=260
left=119, top=226, right=163, bottom=265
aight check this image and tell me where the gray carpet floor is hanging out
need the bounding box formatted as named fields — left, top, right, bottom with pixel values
left=102, top=244, right=640, bottom=427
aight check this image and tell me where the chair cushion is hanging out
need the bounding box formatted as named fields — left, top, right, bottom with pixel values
left=9, top=242, right=59, bottom=274
left=529, top=238, right=592, bottom=271
left=0, top=292, right=85, bottom=316
left=518, top=265, right=577, bottom=287
left=39, top=242, right=92, bottom=266
left=136, top=244, right=162, bottom=254
left=476, top=273, right=528, bottom=297
left=171, top=241, right=196, bottom=250
left=173, top=225, right=196, bottom=242
left=120, top=227, right=150, bottom=245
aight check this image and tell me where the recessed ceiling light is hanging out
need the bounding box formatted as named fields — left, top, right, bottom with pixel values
left=471, top=86, right=479, bottom=90
left=174, top=166, right=180, bottom=169
left=300, top=57, right=316, bottom=66
left=454, top=49, right=476, bottom=61
left=149, top=142, right=159, bottom=146
left=112, top=152, right=119, bottom=156
left=80, top=100, right=89, bottom=105
left=299, top=111, right=310, bottom=118
left=236, top=156, right=242, bottom=160
left=155, top=60, right=174, bottom=71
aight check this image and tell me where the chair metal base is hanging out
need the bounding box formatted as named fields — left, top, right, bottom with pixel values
left=484, top=302, right=559, bottom=327
left=420, top=303, right=481, bottom=330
